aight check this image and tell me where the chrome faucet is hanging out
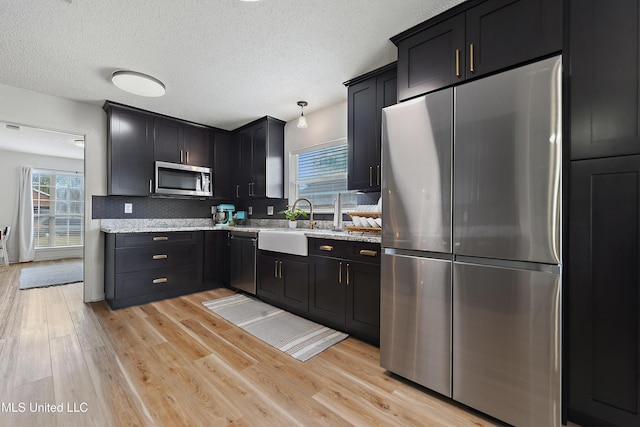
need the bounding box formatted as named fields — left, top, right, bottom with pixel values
left=292, top=197, right=314, bottom=229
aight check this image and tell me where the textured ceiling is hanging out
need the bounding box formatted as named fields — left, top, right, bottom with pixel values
left=0, top=0, right=464, bottom=131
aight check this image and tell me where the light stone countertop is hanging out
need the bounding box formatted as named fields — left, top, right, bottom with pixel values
left=100, top=218, right=381, bottom=244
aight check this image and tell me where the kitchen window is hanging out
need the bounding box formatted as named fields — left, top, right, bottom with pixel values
left=289, top=138, right=357, bottom=212
left=32, top=169, right=84, bottom=248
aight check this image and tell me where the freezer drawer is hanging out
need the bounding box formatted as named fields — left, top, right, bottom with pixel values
left=453, top=55, right=562, bottom=264
left=381, top=89, right=453, bottom=253
left=453, top=261, right=561, bottom=427
left=380, top=251, right=452, bottom=397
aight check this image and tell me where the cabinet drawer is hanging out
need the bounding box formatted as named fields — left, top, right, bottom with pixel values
left=115, top=243, right=200, bottom=273
left=115, top=265, right=198, bottom=299
left=115, top=231, right=200, bottom=248
left=309, top=238, right=347, bottom=257
left=346, top=242, right=381, bottom=264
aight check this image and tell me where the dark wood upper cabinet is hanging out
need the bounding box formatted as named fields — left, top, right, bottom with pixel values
left=393, top=0, right=562, bottom=101
left=345, top=63, right=397, bottom=192
left=104, top=103, right=154, bottom=196
left=465, top=0, right=562, bottom=77
left=212, top=130, right=232, bottom=200
left=397, top=14, right=465, bottom=100
left=570, top=0, right=640, bottom=159
left=231, top=116, right=285, bottom=200
left=153, top=117, right=212, bottom=167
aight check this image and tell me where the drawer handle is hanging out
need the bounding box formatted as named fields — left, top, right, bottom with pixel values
left=152, top=278, right=168, bottom=284
left=359, top=249, right=377, bottom=257
left=319, top=245, right=333, bottom=252
left=152, top=254, right=168, bottom=260
left=153, top=236, right=169, bottom=241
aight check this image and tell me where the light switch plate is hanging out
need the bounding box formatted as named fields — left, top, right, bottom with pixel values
left=267, top=206, right=274, bottom=216
left=124, top=203, right=133, bottom=214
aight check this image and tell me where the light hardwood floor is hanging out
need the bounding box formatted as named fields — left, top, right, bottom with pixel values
left=0, top=260, right=569, bottom=427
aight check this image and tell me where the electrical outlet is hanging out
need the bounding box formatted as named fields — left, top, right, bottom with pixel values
left=267, top=206, right=274, bottom=216
left=248, top=206, right=253, bottom=215
left=124, top=203, right=133, bottom=214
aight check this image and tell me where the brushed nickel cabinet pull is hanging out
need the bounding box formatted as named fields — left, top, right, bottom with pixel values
left=455, top=48, right=460, bottom=77
left=346, top=263, right=350, bottom=285
left=376, top=165, right=380, bottom=185
left=359, top=249, right=378, bottom=257
left=339, top=262, right=343, bottom=284
left=319, top=245, right=333, bottom=252
left=369, top=166, right=373, bottom=187
left=180, top=150, right=184, bottom=163
left=152, top=278, right=168, bottom=284
left=186, top=151, right=189, bottom=164
left=279, top=261, right=283, bottom=279
left=153, top=236, right=169, bottom=241
left=275, top=261, right=279, bottom=278
left=469, top=44, right=475, bottom=73
left=236, top=184, right=240, bottom=198
left=149, top=179, right=153, bottom=194
left=152, top=254, right=168, bottom=260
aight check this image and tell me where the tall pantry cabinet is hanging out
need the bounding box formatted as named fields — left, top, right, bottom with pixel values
left=568, top=1, right=640, bottom=426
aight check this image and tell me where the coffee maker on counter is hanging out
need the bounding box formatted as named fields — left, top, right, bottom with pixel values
left=214, top=204, right=235, bottom=226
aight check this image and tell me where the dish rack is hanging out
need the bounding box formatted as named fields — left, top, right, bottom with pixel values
left=345, top=212, right=381, bottom=233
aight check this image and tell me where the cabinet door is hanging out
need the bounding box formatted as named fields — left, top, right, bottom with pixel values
left=212, top=131, right=232, bottom=200
left=203, top=230, right=229, bottom=286
left=257, top=254, right=280, bottom=301
left=309, top=257, right=346, bottom=327
left=569, top=156, right=640, bottom=427
left=345, top=261, right=380, bottom=344
left=397, top=14, right=465, bottom=101
left=108, top=107, right=154, bottom=196
left=465, top=0, right=561, bottom=78
left=183, top=125, right=211, bottom=167
left=251, top=123, right=267, bottom=198
left=239, top=130, right=253, bottom=199
left=280, top=258, right=309, bottom=313
left=153, top=117, right=183, bottom=164
left=571, top=0, right=640, bottom=159
left=348, top=77, right=378, bottom=191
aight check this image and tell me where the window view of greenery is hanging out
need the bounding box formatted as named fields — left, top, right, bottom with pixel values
left=32, top=170, right=84, bottom=248
left=291, top=142, right=357, bottom=212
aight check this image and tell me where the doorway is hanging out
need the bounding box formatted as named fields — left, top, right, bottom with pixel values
left=0, top=122, right=85, bottom=293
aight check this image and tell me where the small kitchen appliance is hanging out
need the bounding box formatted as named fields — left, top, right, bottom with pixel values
left=214, top=204, right=235, bottom=226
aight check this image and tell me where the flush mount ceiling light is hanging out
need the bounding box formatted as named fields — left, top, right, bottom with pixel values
left=111, top=70, right=166, bottom=97
left=297, top=101, right=308, bottom=128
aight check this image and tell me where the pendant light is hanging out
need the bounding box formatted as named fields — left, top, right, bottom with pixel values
left=111, top=70, right=166, bottom=97
left=297, top=101, right=308, bottom=128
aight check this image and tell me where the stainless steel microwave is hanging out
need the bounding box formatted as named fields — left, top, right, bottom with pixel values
left=155, top=161, right=213, bottom=197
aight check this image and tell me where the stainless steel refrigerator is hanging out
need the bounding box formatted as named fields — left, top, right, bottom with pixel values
left=380, top=55, right=562, bottom=427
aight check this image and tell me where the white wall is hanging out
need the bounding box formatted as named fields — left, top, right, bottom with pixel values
left=0, top=83, right=107, bottom=302
left=0, top=150, right=84, bottom=261
left=283, top=101, right=347, bottom=199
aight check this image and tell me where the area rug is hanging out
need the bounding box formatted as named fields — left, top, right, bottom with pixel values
left=19, top=260, right=83, bottom=290
left=202, top=294, right=348, bottom=362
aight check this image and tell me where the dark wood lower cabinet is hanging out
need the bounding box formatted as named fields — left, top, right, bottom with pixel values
left=309, top=239, right=381, bottom=345
left=203, top=230, right=230, bottom=287
left=104, top=231, right=207, bottom=309
left=257, top=252, right=309, bottom=314
left=569, top=155, right=640, bottom=427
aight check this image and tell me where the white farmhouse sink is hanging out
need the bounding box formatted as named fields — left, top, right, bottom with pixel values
left=258, top=230, right=308, bottom=256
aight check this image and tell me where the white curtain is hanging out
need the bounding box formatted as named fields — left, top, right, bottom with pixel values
left=17, top=166, right=35, bottom=262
